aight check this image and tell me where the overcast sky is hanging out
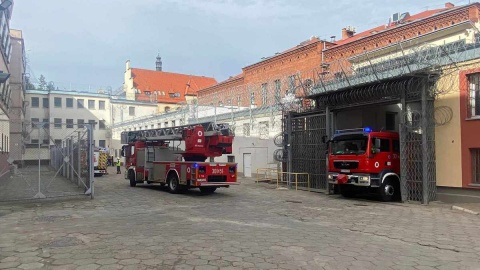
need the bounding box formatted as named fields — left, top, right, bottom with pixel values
left=11, top=0, right=470, bottom=91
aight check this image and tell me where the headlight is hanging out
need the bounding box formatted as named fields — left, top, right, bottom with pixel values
left=359, top=176, right=370, bottom=181
left=328, top=174, right=333, bottom=180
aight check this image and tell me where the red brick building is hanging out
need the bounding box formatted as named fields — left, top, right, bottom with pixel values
left=197, top=2, right=480, bottom=192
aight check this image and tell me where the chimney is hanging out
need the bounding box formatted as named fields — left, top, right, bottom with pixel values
left=342, top=26, right=356, bottom=40
left=445, top=2, right=454, bottom=8
left=156, top=54, right=162, bottom=71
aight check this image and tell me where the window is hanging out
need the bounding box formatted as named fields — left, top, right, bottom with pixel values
left=372, top=138, right=391, bottom=152
left=77, top=99, right=84, bottom=108
left=468, top=73, right=480, bottom=117
left=99, top=101, right=105, bottom=110
left=31, top=97, right=39, bottom=107
left=393, top=140, right=400, bottom=153
left=129, top=106, right=135, bottom=116
left=261, top=83, right=267, bottom=105
left=165, top=106, right=171, bottom=112
left=89, top=120, right=96, bottom=129
left=43, top=118, right=49, bottom=129
left=43, top=98, right=49, bottom=108
left=171, top=120, right=176, bottom=127
left=274, top=79, right=281, bottom=102
left=250, top=92, right=255, bottom=105
left=259, top=121, right=269, bottom=140
left=243, top=123, right=250, bottom=137
left=151, top=124, right=154, bottom=129
left=43, top=139, right=49, bottom=145
left=88, top=100, right=95, bottom=109
left=99, top=140, right=106, bottom=148
left=99, top=120, right=106, bottom=130
left=288, top=75, right=296, bottom=93
left=54, top=97, right=62, bottom=108
left=31, top=118, right=39, bottom=128
left=228, top=156, right=235, bottom=163
left=386, top=112, right=397, bottom=131
left=31, top=139, right=39, bottom=144
left=164, top=122, right=168, bottom=127
left=66, top=98, right=73, bottom=108
left=472, top=149, right=480, bottom=184
left=54, top=140, right=62, bottom=146
left=78, top=119, right=84, bottom=128
left=54, top=118, right=62, bottom=129
left=66, top=119, right=74, bottom=128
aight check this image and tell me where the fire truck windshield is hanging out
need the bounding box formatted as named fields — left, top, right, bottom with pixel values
left=331, top=134, right=368, bottom=155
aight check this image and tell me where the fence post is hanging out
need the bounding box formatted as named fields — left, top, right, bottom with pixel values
left=78, top=131, right=81, bottom=186
left=421, top=79, right=429, bottom=205
left=89, top=125, right=94, bottom=199
left=34, top=124, right=46, bottom=199
left=286, top=111, right=293, bottom=189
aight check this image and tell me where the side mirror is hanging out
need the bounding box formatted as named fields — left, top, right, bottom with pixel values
left=121, top=146, right=125, bottom=157
left=321, top=135, right=328, bottom=144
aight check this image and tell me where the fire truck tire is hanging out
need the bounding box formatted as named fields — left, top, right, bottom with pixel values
left=379, top=178, right=400, bottom=202
left=199, top=187, right=217, bottom=194
left=167, top=174, right=184, bottom=194
left=129, top=170, right=136, bottom=187
left=340, top=185, right=356, bottom=198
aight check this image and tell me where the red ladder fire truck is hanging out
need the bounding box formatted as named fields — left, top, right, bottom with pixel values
left=325, top=127, right=401, bottom=201
left=120, top=122, right=239, bottom=194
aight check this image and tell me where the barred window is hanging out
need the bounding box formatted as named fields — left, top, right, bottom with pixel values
left=468, top=73, right=480, bottom=118
left=259, top=121, right=269, bottom=140
left=261, top=83, right=267, bottom=105
left=243, top=123, right=250, bottom=137
left=274, top=79, right=281, bottom=103
left=472, top=149, right=480, bottom=184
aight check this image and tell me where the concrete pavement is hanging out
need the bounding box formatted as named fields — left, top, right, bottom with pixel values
left=0, top=169, right=479, bottom=270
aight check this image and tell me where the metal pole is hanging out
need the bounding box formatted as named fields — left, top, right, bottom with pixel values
left=421, top=79, right=429, bottom=205
left=325, top=106, right=331, bottom=194
left=400, top=83, right=408, bottom=203
left=78, top=131, right=81, bottom=186
left=89, top=125, right=94, bottom=199
left=286, top=111, right=293, bottom=189
left=34, top=124, right=45, bottom=198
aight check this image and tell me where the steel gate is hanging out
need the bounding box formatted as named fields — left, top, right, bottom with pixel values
left=288, top=112, right=328, bottom=192
left=0, top=120, right=94, bottom=202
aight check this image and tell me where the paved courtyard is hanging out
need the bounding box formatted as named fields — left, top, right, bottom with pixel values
left=1, top=169, right=480, bottom=270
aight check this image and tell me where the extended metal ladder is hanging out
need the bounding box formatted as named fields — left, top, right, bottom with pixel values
left=120, top=122, right=233, bottom=143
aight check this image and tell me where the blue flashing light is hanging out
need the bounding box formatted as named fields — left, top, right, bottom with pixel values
left=363, top=127, right=373, bottom=133
left=193, top=163, right=199, bottom=168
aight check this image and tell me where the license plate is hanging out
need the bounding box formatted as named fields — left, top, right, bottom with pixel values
left=341, top=169, right=350, bottom=173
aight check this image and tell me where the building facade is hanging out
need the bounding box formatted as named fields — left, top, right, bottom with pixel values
left=0, top=0, right=15, bottom=175
left=23, top=90, right=158, bottom=162
left=123, top=59, right=217, bottom=112
left=8, top=29, right=26, bottom=162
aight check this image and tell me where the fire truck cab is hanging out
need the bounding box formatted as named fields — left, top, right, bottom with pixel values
left=325, top=127, right=401, bottom=201
left=121, top=122, right=239, bottom=194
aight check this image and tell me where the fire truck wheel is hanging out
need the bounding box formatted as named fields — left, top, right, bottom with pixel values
left=167, top=174, right=184, bottom=194
left=129, top=170, right=136, bottom=187
left=379, top=178, right=400, bottom=202
left=339, top=185, right=356, bottom=198
left=199, top=187, right=217, bottom=194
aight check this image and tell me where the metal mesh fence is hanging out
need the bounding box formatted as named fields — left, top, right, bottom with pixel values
left=0, top=120, right=93, bottom=202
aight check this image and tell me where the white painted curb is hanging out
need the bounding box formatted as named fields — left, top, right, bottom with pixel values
left=452, top=205, right=479, bottom=215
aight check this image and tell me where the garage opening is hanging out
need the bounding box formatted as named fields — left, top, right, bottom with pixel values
left=285, top=77, right=436, bottom=203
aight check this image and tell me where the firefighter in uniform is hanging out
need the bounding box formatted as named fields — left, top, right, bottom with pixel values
left=116, top=158, right=121, bottom=174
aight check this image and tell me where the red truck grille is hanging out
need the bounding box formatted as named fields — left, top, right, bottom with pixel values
left=333, top=161, right=359, bottom=170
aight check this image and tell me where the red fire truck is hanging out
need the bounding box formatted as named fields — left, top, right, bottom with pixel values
left=120, top=122, right=239, bottom=194
left=325, top=127, right=401, bottom=201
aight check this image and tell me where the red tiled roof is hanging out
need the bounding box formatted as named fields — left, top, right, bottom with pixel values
left=332, top=8, right=448, bottom=47
left=131, top=68, right=217, bottom=103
